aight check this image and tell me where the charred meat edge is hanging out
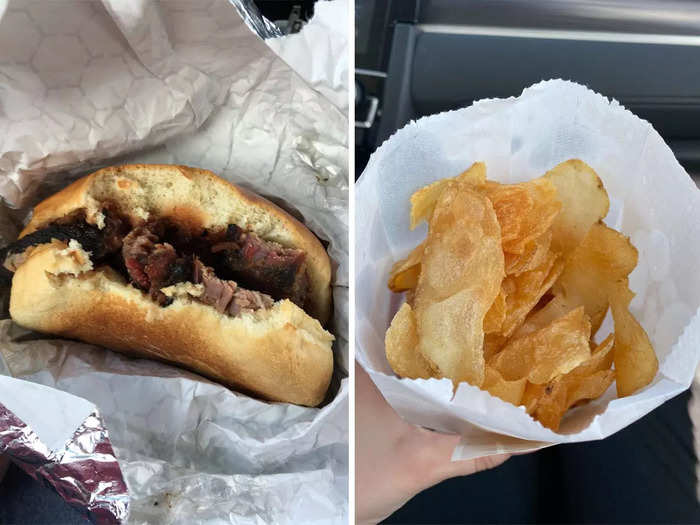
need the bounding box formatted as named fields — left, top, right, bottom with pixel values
left=0, top=208, right=310, bottom=318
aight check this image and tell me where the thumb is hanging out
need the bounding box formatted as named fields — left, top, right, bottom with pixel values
left=423, top=430, right=510, bottom=481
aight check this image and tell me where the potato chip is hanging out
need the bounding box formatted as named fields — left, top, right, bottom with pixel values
left=534, top=369, right=616, bottom=431
left=512, top=293, right=577, bottom=339
left=481, top=178, right=561, bottom=255
left=553, top=222, right=638, bottom=333
left=489, top=307, right=591, bottom=384
left=504, top=230, right=552, bottom=276
left=484, top=288, right=507, bottom=334
left=480, top=181, right=532, bottom=246
left=388, top=242, right=424, bottom=292
left=522, top=383, right=543, bottom=414
left=566, top=369, right=615, bottom=408
left=410, top=180, right=451, bottom=231
left=525, top=334, right=615, bottom=430
left=579, top=333, right=615, bottom=376
left=500, top=251, right=564, bottom=337
left=483, top=333, right=508, bottom=362
left=414, top=181, right=503, bottom=387
left=483, top=366, right=527, bottom=405
left=608, top=279, right=658, bottom=397
left=385, top=302, right=436, bottom=379
left=409, top=162, right=486, bottom=229
left=544, top=159, right=610, bottom=257
left=455, top=162, right=487, bottom=184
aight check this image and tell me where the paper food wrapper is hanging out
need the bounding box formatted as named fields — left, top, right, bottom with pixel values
left=0, top=1, right=348, bottom=523
left=356, top=79, right=700, bottom=461
left=266, top=0, right=349, bottom=111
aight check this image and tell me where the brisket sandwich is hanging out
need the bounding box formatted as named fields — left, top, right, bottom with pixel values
left=3, top=165, right=334, bottom=406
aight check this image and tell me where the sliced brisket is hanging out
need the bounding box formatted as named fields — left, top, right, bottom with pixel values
left=1, top=212, right=305, bottom=316
left=0, top=211, right=128, bottom=280
left=122, top=225, right=193, bottom=305
left=211, top=224, right=308, bottom=308
left=193, top=258, right=273, bottom=316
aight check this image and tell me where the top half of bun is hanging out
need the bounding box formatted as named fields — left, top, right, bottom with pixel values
left=20, top=165, right=332, bottom=324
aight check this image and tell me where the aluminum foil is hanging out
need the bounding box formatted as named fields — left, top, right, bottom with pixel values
left=228, top=0, right=284, bottom=39
left=0, top=402, right=129, bottom=523
left=0, top=0, right=348, bottom=523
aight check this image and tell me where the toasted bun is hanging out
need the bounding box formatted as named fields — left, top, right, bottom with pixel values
left=21, top=164, right=332, bottom=324
left=10, top=243, right=334, bottom=407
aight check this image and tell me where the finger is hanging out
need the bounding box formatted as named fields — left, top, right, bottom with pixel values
left=418, top=429, right=510, bottom=481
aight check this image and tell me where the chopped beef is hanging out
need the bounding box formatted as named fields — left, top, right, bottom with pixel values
left=211, top=224, right=308, bottom=307
left=0, top=210, right=128, bottom=277
left=193, top=258, right=273, bottom=316
left=229, top=287, right=274, bottom=317
left=122, top=225, right=194, bottom=305
left=122, top=226, right=158, bottom=289
left=0, top=210, right=303, bottom=316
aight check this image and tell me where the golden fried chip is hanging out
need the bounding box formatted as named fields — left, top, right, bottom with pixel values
left=409, top=162, right=486, bottom=229
left=455, top=161, right=487, bottom=186
left=484, top=288, right=507, bottom=334
left=410, top=179, right=451, bottom=231
left=385, top=302, right=436, bottom=379
left=414, top=181, right=504, bottom=387
left=500, top=250, right=564, bottom=337
left=579, top=333, right=615, bottom=375
left=545, top=370, right=615, bottom=431
left=483, top=333, right=508, bottom=362
left=526, top=334, right=616, bottom=430
left=566, top=369, right=616, bottom=408
left=504, top=230, right=552, bottom=276
left=481, top=178, right=560, bottom=255
left=489, top=307, right=591, bottom=384
left=608, top=279, right=658, bottom=397
left=522, top=383, right=545, bottom=415
left=483, top=366, right=527, bottom=405
left=512, top=293, right=577, bottom=339
left=388, top=242, right=425, bottom=292
left=544, top=159, right=610, bottom=257
left=553, top=222, right=638, bottom=333
left=480, top=181, right=532, bottom=246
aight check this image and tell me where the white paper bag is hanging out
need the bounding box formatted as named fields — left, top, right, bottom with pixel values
left=356, top=79, right=700, bottom=460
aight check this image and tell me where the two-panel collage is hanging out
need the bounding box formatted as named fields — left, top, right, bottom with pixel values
left=1, top=1, right=700, bottom=524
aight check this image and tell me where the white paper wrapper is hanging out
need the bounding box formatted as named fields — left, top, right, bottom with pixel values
left=0, top=0, right=348, bottom=523
left=356, top=79, right=700, bottom=460
left=266, top=0, right=349, bottom=111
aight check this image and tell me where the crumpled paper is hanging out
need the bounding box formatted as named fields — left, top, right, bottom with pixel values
left=355, top=79, right=700, bottom=460
left=266, top=0, right=349, bottom=111
left=0, top=0, right=348, bottom=523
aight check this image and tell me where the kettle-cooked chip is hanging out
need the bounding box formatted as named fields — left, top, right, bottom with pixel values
left=409, top=162, right=486, bottom=229
left=609, top=279, right=658, bottom=397
left=554, top=222, right=638, bottom=333
left=385, top=302, right=436, bottom=379
left=525, top=336, right=615, bottom=430
left=512, top=293, right=577, bottom=339
left=489, top=307, right=591, bottom=384
left=504, top=230, right=552, bottom=276
left=388, top=242, right=425, bottom=292
left=484, top=288, right=507, bottom=334
left=544, top=159, right=610, bottom=258
left=481, top=178, right=560, bottom=255
left=414, top=179, right=503, bottom=387
left=483, top=366, right=528, bottom=405
left=500, top=251, right=564, bottom=337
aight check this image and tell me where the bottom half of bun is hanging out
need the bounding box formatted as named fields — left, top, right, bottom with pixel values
left=9, top=243, right=334, bottom=407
